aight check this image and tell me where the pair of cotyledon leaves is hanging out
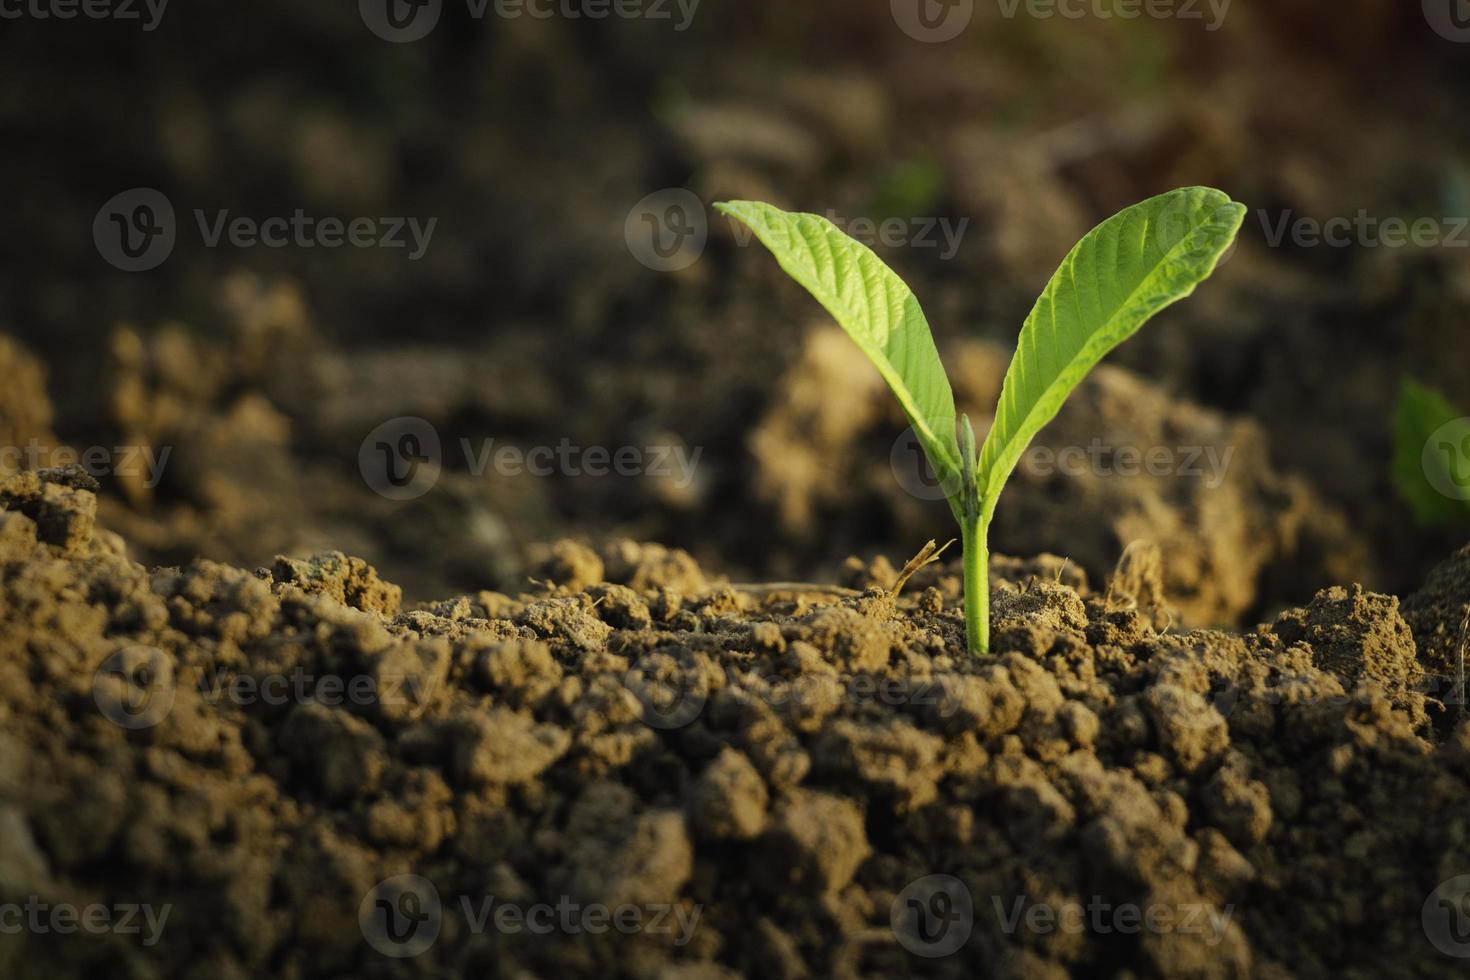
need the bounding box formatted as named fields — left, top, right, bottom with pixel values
left=716, top=188, right=1247, bottom=530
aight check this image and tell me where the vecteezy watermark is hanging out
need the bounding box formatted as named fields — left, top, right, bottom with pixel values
left=461, top=438, right=702, bottom=487
left=1424, top=0, right=1470, bottom=42
left=1423, top=416, right=1470, bottom=501
left=94, top=188, right=437, bottom=272
left=889, top=879, right=1233, bottom=956
left=1, top=441, right=171, bottom=488
left=359, top=875, right=702, bottom=958
left=625, top=189, right=708, bottom=273
left=359, top=0, right=699, bottom=43
left=359, top=417, right=702, bottom=502
left=995, top=0, right=1230, bottom=30
left=1127, top=662, right=1470, bottom=739
left=360, top=875, right=442, bottom=959
left=92, top=645, right=442, bottom=730
left=993, top=895, right=1235, bottom=945
left=891, top=428, right=1235, bottom=501
left=359, top=417, right=444, bottom=502
left=93, top=189, right=176, bottom=272
left=891, top=0, right=975, bottom=43
left=623, top=658, right=965, bottom=732
left=1423, top=416, right=1470, bottom=502
left=195, top=669, right=434, bottom=713
left=715, top=205, right=970, bottom=262
left=1022, top=441, right=1235, bottom=488
left=458, top=896, right=700, bottom=945
left=0, top=0, right=168, bottom=31
left=809, top=208, right=969, bottom=261
left=725, top=672, right=964, bottom=720
left=1155, top=192, right=1242, bottom=269
left=892, top=875, right=974, bottom=957
left=1257, top=210, right=1470, bottom=251
left=625, top=189, right=973, bottom=273
left=0, top=898, right=170, bottom=947
left=93, top=646, right=176, bottom=731
left=1424, top=874, right=1470, bottom=958
left=622, top=652, right=709, bottom=730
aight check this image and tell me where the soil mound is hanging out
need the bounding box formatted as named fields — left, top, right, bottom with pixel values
left=1, top=468, right=1467, bottom=977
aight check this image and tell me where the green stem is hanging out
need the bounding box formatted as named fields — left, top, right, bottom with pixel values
left=962, top=514, right=988, bottom=655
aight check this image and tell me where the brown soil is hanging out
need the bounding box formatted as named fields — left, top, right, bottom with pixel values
left=4, top=3, right=1467, bottom=623
left=3, top=467, right=1468, bottom=978
left=4, top=292, right=1365, bottom=633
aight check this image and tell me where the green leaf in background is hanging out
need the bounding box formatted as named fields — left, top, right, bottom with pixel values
left=975, top=186, right=1247, bottom=517
left=1392, top=378, right=1470, bottom=528
left=716, top=200, right=962, bottom=488
left=871, top=154, right=944, bottom=220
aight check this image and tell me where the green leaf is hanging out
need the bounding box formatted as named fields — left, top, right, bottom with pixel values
left=1392, top=378, right=1470, bottom=528
left=716, top=200, right=962, bottom=488
left=976, top=187, right=1246, bottom=518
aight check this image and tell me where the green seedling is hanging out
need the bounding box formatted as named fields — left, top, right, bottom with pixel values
left=1392, top=378, right=1470, bottom=528
left=718, top=187, right=1245, bottom=654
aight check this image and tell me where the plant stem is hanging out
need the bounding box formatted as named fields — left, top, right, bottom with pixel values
left=962, top=514, right=988, bottom=655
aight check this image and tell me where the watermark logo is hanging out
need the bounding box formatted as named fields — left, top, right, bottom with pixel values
left=892, top=0, right=974, bottom=42
left=820, top=209, right=969, bottom=259
left=1023, top=441, right=1235, bottom=488
left=360, top=876, right=701, bottom=956
left=360, top=874, right=443, bottom=958
left=1423, top=417, right=1470, bottom=502
left=1163, top=668, right=1470, bottom=734
left=891, top=428, right=1237, bottom=501
left=461, top=436, right=701, bottom=487
left=623, top=653, right=707, bottom=729
left=892, top=875, right=973, bottom=957
left=94, top=189, right=176, bottom=273
left=626, top=189, right=707, bottom=272
left=360, top=417, right=443, bottom=501
left=92, top=645, right=176, bottom=731
left=1259, top=209, right=1469, bottom=251
left=1423, top=874, right=1470, bottom=957
left=620, top=663, right=963, bottom=732
left=0, top=898, right=170, bottom=946
left=1, top=440, right=170, bottom=487
left=0, top=0, right=169, bottom=30
left=93, top=650, right=446, bottom=729
left=1155, top=194, right=1241, bottom=270
left=1425, top=0, right=1470, bottom=41
left=996, top=0, right=1230, bottom=30
left=1156, top=679, right=1239, bottom=734
left=732, top=206, right=968, bottom=259
left=631, top=191, right=971, bottom=272
left=360, top=0, right=443, bottom=41
left=890, top=427, right=958, bottom=502
left=993, top=895, right=1233, bottom=944
left=460, top=895, right=700, bottom=943
left=362, top=0, right=698, bottom=42
left=95, top=189, right=437, bottom=272
left=359, top=418, right=703, bottom=499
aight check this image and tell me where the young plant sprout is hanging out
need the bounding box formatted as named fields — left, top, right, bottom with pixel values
left=718, top=187, right=1245, bottom=654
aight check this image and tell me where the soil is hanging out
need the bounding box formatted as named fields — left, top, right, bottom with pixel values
left=2, top=5, right=1469, bottom=977
left=3, top=466, right=1468, bottom=978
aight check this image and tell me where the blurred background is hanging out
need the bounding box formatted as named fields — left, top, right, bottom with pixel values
left=1, top=0, right=1467, bottom=626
